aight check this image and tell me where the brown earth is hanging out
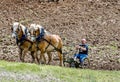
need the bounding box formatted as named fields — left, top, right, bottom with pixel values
left=0, top=0, right=120, bottom=70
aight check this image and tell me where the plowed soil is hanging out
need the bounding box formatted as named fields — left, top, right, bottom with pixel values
left=0, top=0, right=120, bottom=70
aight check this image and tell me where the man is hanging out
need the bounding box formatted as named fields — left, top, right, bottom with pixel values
left=74, top=39, right=88, bottom=63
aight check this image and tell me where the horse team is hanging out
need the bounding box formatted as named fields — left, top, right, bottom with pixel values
left=11, top=22, right=63, bottom=66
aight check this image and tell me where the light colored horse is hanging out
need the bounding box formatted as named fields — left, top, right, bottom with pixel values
left=11, top=22, right=38, bottom=63
left=28, top=24, right=63, bottom=66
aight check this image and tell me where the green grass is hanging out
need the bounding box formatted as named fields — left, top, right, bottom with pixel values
left=0, top=60, right=120, bottom=82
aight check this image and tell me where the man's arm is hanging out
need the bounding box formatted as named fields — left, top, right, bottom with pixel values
left=79, top=46, right=87, bottom=51
left=76, top=45, right=88, bottom=51
left=76, top=45, right=86, bottom=50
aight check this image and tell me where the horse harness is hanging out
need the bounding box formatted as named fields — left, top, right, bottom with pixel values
left=16, top=27, right=62, bottom=54
left=15, top=28, right=33, bottom=50
left=36, top=36, right=62, bottom=54
left=36, top=28, right=62, bottom=53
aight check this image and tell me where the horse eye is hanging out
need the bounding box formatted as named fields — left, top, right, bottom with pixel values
left=16, top=28, right=19, bottom=33
left=15, top=30, right=18, bottom=32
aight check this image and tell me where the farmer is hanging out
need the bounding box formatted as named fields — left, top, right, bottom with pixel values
left=74, top=39, right=88, bottom=63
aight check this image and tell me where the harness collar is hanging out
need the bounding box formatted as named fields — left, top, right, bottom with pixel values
left=16, top=28, right=28, bottom=45
left=36, top=28, right=45, bottom=41
left=16, top=34, right=26, bottom=45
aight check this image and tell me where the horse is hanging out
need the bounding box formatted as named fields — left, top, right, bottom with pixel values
left=28, top=24, right=63, bottom=66
left=11, top=22, right=38, bottom=63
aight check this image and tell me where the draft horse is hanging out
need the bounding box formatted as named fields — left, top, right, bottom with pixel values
left=29, top=24, right=63, bottom=66
left=11, top=22, right=37, bottom=63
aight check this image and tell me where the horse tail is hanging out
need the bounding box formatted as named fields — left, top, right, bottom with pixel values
left=58, top=38, right=64, bottom=66
left=58, top=37, right=63, bottom=54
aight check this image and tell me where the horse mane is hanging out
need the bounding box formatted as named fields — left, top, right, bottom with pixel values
left=36, top=24, right=51, bottom=35
left=20, top=24, right=27, bottom=35
left=44, top=30, right=51, bottom=35
left=13, top=22, right=27, bottom=35
left=30, top=23, right=51, bottom=35
left=36, top=24, right=44, bottom=34
left=30, top=24, right=36, bottom=29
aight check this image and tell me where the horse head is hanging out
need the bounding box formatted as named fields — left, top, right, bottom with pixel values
left=29, top=24, right=44, bottom=42
left=29, top=24, right=37, bottom=42
left=11, top=22, right=27, bottom=40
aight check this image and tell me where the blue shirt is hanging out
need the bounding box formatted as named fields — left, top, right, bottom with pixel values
left=79, top=44, right=88, bottom=55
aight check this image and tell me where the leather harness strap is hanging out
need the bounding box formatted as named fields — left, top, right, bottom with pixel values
left=42, top=38, right=62, bottom=54
left=44, top=37, right=51, bottom=52
left=25, top=38, right=34, bottom=50
left=17, top=36, right=33, bottom=50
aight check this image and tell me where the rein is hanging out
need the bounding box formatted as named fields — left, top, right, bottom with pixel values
left=42, top=38, right=62, bottom=54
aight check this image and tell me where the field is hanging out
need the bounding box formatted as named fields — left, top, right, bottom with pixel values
left=0, top=60, right=120, bottom=82
left=0, top=0, right=120, bottom=71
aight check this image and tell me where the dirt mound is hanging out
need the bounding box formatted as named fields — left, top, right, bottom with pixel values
left=0, top=0, right=120, bottom=70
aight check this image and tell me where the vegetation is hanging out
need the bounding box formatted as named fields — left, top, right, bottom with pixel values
left=0, top=60, right=120, bottom=82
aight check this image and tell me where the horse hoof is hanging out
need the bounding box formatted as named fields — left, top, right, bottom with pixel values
left=40, top=61, right=45, bottom=64
left=60, top=64, right=64, bottom=67
left=47, top=63, right=50, bottom=65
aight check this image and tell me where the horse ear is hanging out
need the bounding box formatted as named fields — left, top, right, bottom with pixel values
left=18, top=24, right=22, bottom=31
left=10, top=23, right=13, bottom=31
left=11, top=27, right=13, bottom=32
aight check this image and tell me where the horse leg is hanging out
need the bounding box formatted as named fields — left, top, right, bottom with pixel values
left=39, top=52, right=46, bottom=64
left=42, top=53, right=47, bottom=64
left=30, top=51, right=35, bottom=63
left=35, top=50, right=41, bottom=64
left=21, top=49, right=27, bottom=62
left=19, top=48, right=23, bottom=61
left=57, top=51, right=63, bottom=66
left=47, top=52, right=52, bottom=65
left=35, top=51, right=46, bottom=64
left=57, top=38, right=63, bottom=66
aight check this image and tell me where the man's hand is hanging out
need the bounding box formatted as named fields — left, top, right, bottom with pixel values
left=80, top=46, right=86, bottom=51
left=76, top=45, right=81, bottom=49
left=76, top=45, right=86, bottom=51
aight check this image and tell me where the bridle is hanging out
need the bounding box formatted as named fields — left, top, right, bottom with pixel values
left=29, top=28, right=37, bottom=42
left=11, top=24, right=20, bottom=39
